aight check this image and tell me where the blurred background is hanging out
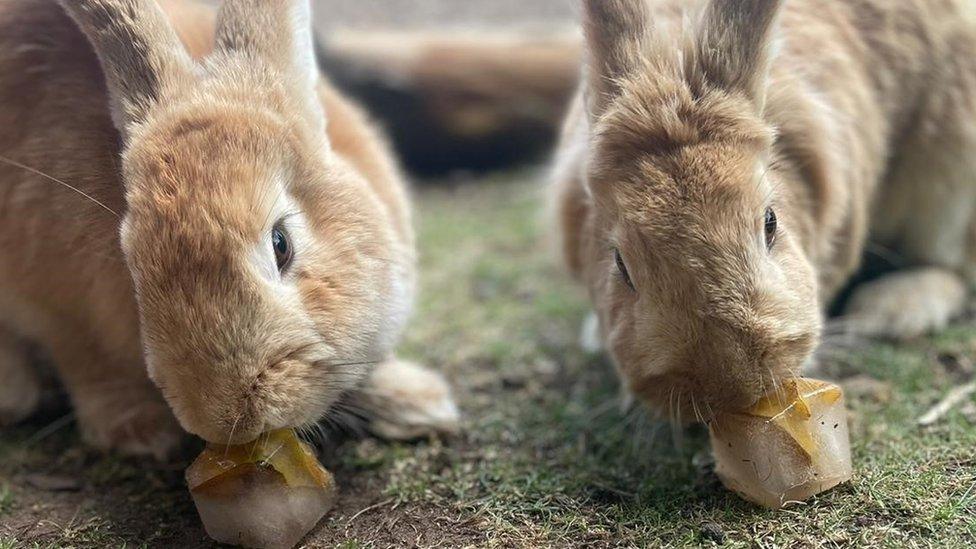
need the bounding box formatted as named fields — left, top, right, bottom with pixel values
left=312, top=0, right=582, bottom=175
left=315, top=0, right=574, bottom=29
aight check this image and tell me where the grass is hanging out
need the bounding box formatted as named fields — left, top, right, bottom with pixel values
left=0, top=485, right=12, bottom=516
left=1, top=171, right=975, bottom=547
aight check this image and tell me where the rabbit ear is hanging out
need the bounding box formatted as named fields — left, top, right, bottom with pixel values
left=58, top=0, right=195, bottom=136
left=695, top=0, right=784, bottom=109
left=581, top=0, right=650, bottom=114
left=214, top=0, right=324, bottom=129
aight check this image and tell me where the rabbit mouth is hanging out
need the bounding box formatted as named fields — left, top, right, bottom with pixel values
left=626, top=371, right=782, bottom=425
left=159, top=356, right=372, bottom=446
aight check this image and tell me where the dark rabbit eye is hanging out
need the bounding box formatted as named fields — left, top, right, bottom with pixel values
left=764, top=207, right=778, bottom=250
left=272, top=225, right=293, bottom=271
left=614, top=249, right=636, bottom=292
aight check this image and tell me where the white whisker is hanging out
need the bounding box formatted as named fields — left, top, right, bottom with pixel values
left=0, top=154, right=120, bottom=218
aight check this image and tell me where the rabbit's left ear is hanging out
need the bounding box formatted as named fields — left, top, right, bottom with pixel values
left=214, top=0, right=324, bottom=130
left=695, top=0, right=785, bottom=111
left=581, top=0, right=650, bottom=115
left=58, top=0, right=196, bottom=137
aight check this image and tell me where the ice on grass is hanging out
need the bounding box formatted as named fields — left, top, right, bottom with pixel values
left=709, top=378, right=853, bottom=509
left=186, top=429, right=337, bottom=549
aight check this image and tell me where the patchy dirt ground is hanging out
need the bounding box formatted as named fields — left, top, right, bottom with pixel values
left=1, top=176, right=975, bottom=548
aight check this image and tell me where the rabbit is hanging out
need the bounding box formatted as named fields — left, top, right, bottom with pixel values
left=552, top=0, right=976, bottom=419
left=0, top=0, right=459, bottom=459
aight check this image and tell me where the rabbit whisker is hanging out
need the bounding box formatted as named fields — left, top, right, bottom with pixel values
left=0, top=154, right=120, bottom=218
left=260, top=185, right=288, bottom=230
left=259, top=442, right=285, bottom=466
left=691, top=393, right=704, bottom=424
left=225, top=412, right=242, bottom=455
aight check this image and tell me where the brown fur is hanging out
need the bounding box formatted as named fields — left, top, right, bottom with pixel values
left=0, top=0, right=456, bottom=457
left=553, top=0, right=976, bottom=418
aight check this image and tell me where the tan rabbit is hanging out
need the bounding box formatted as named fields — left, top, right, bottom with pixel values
left=553, top=0, right=976, bottom=418
left=0, top=0, right=458, bottom=459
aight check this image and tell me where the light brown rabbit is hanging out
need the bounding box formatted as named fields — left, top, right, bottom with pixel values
left=553, top=0, right=976, bottom=419
left=0, top=0, right=458, bottom=459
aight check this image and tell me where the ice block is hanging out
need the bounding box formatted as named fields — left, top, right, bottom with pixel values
left=709, top=378, right=853, bottom=509
left=186, top=429, right=337, bottom=549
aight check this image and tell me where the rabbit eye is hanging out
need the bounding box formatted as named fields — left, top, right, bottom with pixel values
left=614, top=249, right=636, bottom=292
left=764, top=207, right=778, bottom=250
left=272, top=225, right=293, bottom=271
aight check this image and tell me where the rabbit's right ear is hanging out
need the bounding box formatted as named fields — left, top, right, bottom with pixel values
left=58, top=0, right=195, bottom=137
left=214, top=0, right=325, bottom=132
left=581, top=0, right=649, bottom=114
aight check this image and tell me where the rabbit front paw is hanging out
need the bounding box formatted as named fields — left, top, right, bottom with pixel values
left=579, top=311, right=604, bottom=353
left=354, top=359, right=460, bottom=441
left=0, top=335, right=41, bottom=426
left=844, top=268, right=967, bottom=340
left=77, top=396, right=184, bottom=460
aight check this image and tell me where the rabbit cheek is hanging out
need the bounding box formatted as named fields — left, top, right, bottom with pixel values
left=600, top=291, right=672, bottom=394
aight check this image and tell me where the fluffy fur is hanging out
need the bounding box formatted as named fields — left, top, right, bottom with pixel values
left=553, top=0, right=976, bottom=418
left=0, top=0, right=457, bottom=458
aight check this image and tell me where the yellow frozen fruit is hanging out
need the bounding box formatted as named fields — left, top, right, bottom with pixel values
left=186, top=429, right=337, bottom=549
left=709, top=379, right=853, bottom=509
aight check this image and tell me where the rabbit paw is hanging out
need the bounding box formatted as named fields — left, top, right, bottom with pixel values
left=0, top=338, right=40, bottom=425
left=844, top=268, right=967, bottom=340
left=78, top=397, right=184, bottom=460
left=579, top=312, right=604, bottom=353
left=356, top=359, right=460, bottom=441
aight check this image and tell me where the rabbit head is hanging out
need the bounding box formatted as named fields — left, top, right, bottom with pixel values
left=61, top=0, right=412, bottom=444
left=580, top=0, right=821, bottom=418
